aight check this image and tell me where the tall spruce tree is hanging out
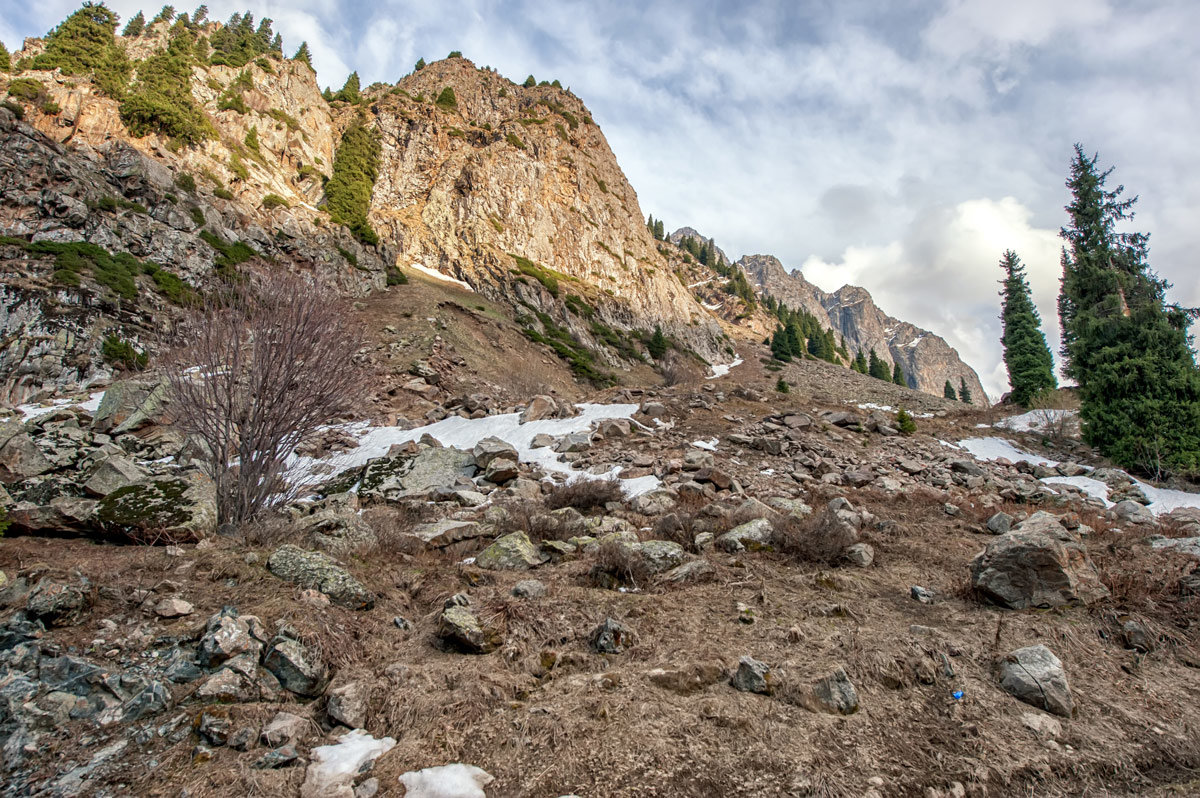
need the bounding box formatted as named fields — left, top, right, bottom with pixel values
left=1058, top=145, right=1200, bottom=478
left=892, top=362, right=905, bottom=386
left=999, top=249, right=1056, bottom=406
left=852, top=350, right=868, bottom=374
left=868, top=349, right=890, bottom=380
left=943, top=380, right=957, bottom=400
left=959, top=377, right=972, bottom=404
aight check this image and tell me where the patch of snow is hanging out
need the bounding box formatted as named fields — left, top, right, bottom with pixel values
left=995, top=409, right=1077, bottom=432
left=904, top=335, right=926, bottom=348
left=398, top=763, right=494, bottom=798
left=1131, top=478, right=1200, bottom=517
left=15, top=390, right=105, bottom=422
left=289, top=403, right=661, bottom=498
left=701, top=300, right=723, bottom=311
left=692, top=438, right=718, bottom=452
left=304, top=730, right=395, bottom=797
left=975, top=423, right=992, bottom=428
left=408, top=262, right=474, bottom=292
left=707, top=357, right=743, bottom=380
left=857, top=403, right=894, bottom=412
left=952, top=437, right=1060, bottom=467
left=688, top=277, right=715, bottom=289
left=1041, top=476, right=1113, bottom=507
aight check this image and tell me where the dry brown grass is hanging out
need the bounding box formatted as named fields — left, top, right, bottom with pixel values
left=587, top=539, right=651, bottom=589
left=772, top=513, right=855, bottom=566
left=543, top=478, right=624, bottom=513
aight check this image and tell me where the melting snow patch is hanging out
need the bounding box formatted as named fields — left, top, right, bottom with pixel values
left=398, top=763, right=494, bottom=798
left=15, top=390, right=105, bottom=422
left=904, top=335, right=926, bottom=348
left=952, top=437, right=1060, bottom=467
left=857, top=403, right=894, bottom=412
left=995, top=409, right=1077, bottom=432
left=303, top=730, right=395, bottom=797
left=1041, top=476, right=1113, bottom=507
left=701, top=301, right=723, bottom=310
left=289, top=403, right=661, bottom=498
left=409, top=263, right=475, bottom=292
left=692, top=438, right=718, bottom=452
left=1131, top=478, right=1200, bottom=517
left=707, top=357, right=743, bottom=380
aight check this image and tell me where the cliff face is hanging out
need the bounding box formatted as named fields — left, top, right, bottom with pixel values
left=739, top=254, right=990, bottom=405
left=0, top=21, right=728, bottom=402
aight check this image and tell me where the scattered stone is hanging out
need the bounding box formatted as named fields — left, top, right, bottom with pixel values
left=474, top=531, right=548, bottom=570
left=82, top=455, right=148, bottom=498
left=646, top=663, right=726, bottom=695
left=998, top=644, right=1073, bottom=717
left=267, top=545, right=374, bottom=610
left=730, top=656, right=773, bottom=695
left=807, top=667, right=860, bottom=715
left=326, top=681, right=369, bottom=729
left=252, top=744, right=300, bottom=769
left=511, top=579, right=546, bottom=599
left=630, top=489, right=677, bottom=515
left=636, top=540, right=687, bottom=573
left=25, top=577, right=92, bottom=626
left=658, top=559, right=715, bottom=584
left=154, top=597, right=194, bottom=618
left=195, top=707, right=232, bottom=746
left=1109, top=500, right=1154, bottom=526
left=1021, top=712, right=1063, bottom=739
left=438, top=606, right=501, bottom=654
left=910, top=586, right=936, bottom=604
left=263, top=635, right=330, bottom=697
left=1122, top=619, right=1155, bottom=653
left=262, top=712, right=309, bottom=746
left=986, top=512, right=1014, bottom=535
left=844, top=543, right=874, bottom=567
left=472, top=436, right=518, bottom=469
left=716, top=518, right=774, bottom=552
left=590, top=618, right=634, bottom=654
left=197, top=608, right=267, bottom=667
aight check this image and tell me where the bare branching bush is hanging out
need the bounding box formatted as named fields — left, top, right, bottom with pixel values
left=659, top=352, right=698, bottom=387
left=360, top=503, right=427, bottom=556
left=543, top=479, right=623, bottom=513
left=241, top=513, right=294, bottom=548
left=165, top=272, right=365, bottom=526
left=1027, top=389, right=1080, bottom=445
left=588, top=539, right=650, bottom=589
left=773, top=514, right=856, bottom=565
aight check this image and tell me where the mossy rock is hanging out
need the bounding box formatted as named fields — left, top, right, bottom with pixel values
left=95, top=476, right=216, bottom=541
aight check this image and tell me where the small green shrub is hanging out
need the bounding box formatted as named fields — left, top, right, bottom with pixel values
left=6, top=78, right=43, bottom=102
left=448, top=50, right=463, bottom=59
left=336, top=246, right=358, bottom=266
left=435, top=86, right=457, bottom=110
left=510, top=254, right=560, bottom=297
left=261, top=193, right=288, bottom=209
left=228, top=152, right=250, bottom=180
left=896, top=407, right=917, bottom=435
left=213, top=187, right=234, bottom=200
left=505, top=132, right=526, bottom=150
left=0, top=237, right=143, bottom=299
left=142, top=263, right=195, bottom=305
left=267, top=108, right=300, bottom=130
left=175, top=172, right=197, bottom=192
left=1, top=100, right=23, bottom=119
left=244, top=125, right=260, bottom=152
left=386, top=265, right=407, bottom=285
left=39, top=101, right=61, bottom=115
left=198, top=230, right=257, bottom=276
left=0, top=506, right=9, bottom=537
left=775, top=378, right=790, bottom=393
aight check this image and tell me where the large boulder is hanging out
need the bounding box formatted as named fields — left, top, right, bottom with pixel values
left=91, top=379, right=169, bottom=434
left=438, top=606, right=501, bottom=653
left=969, top=512, right=1109, bottom=609
left=82, top=455, right=148, bottom=498
left=267, top=545, right=375, bottom=610
left=716, top=518, right=774, bottom=552
left=94, top=475, right=217, bottom=541
left=7, top=496, right=97, bottom=535
left=358, top=447, right=475, bottom=502
left=197, top=608, right=268, bottom=668
left=263, top=636, right=329, bottom=697
left=0, top=433, right=54, bottom=483
left=998, top=644, right=1073, bottom=717
left=472, top=437, right=518, bottom=469
left=474, top=532, right=548, bottom=570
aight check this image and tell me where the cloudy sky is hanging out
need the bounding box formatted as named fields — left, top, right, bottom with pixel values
left=5, top=0, right=1199, bottom=400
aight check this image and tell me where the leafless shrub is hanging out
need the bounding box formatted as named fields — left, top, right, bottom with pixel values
left=773, top=514, right=855, bottom=565
left=543, top=478, right=623, bottom=513
left=359, top=503, right=426, bottom=556
left=651, top=493, right=730, bottom=552
left=1026, top=390, right=1079, bottom=445
left=165, top=272, right=365, bottom=526
left=588, top=539, right=650, bottom=589
left=659, top=352, right=698, bottom=387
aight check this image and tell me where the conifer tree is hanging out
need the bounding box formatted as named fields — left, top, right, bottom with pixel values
left=292, top=42, right=312, bottom=68
left=523, top=75, right=536, bottom=88
left=943, top=380, right=957, bottom=400
left=959, top=377, right=972, bottom=404
left=193, top=5, right=208, bottom=26
left=770, top=328, right=792, bottom=362
left=852, top=350, right=868, bottom=374
left=335, top=71, right=360, bottom=103
left=647, top=325, right=667, bottom=360
left=892, top=362, right=905, bottom=386
left=999, top=249, right=1056, bottom=406
left=1058, top=145, right=1200, bottom=477
left=868, top=349, right=890, bottom=380
left=122, top=11, right=146, bottom=37
left=414, top=57, right=426, bottom=71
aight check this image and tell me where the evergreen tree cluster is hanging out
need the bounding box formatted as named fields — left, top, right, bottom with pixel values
left=867, top=349, right=891, bottom=380
left=325, top=117, right=382, bottom=246
left=998, top=249, right=1057, bottom=406
left=645, top=214, right=665, bottom=241
left=944, top=380, right=957, bottom=401
left=119, top=17, right=214, bottom=145
left=207, top=11, right=282, bottom=67
left=1057, top=145, right=1200, bottom=477
left=32, top=3, right=131, bottom=98
left=676, top=234, right=756, bottom=307
left=766, top=297, right=839, bottom=364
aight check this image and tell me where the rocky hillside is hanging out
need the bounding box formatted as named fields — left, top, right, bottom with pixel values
left=0, top=11, right=732, bottom=404
left=740, top=253, right=989, bottom=404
